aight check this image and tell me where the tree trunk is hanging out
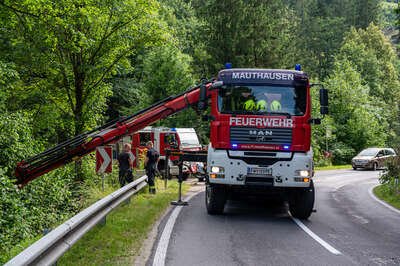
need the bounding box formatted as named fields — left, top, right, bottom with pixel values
left=73, top=54, right=85, bottom=182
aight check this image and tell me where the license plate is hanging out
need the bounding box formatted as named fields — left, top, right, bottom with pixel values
left=247, top=167, right=272, bottom=176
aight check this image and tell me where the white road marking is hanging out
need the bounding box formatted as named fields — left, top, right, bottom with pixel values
left=369, top=185, right=400, bottom=215
left=291, top=216, right=342, bottom=255
left=153, top=189, right=203, bottom=266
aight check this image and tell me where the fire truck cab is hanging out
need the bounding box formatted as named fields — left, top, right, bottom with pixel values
left=204, top=68, right=327, bottom=219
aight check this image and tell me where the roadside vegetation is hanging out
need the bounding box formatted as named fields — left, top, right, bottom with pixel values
left=315, top=165, right=352, bottom=171
left=58, top=179, right=188, bottom=266
left=375, top=150, right=400, bottom=210
left=0, top=0, right=399, bottom=263
left=374, top=185, right=400, bottom=210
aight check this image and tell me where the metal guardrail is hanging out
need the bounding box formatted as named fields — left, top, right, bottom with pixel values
left=6, top=175, right=148, bottom=266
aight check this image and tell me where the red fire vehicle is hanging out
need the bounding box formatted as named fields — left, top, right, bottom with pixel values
left=15, top=66, right=328, bottom=219
left=131, top=127, right=202, bottom=178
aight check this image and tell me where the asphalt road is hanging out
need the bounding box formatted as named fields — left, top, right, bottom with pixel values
left=150, top=169, right=400, bottom=266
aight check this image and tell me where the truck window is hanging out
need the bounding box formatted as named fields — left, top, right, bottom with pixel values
left=218, top=85, right=306, bottom=116
left=164, top=133, right=177, bottom=146
left=179, top=132, right=200, bottom=146
left=139, top=132, right=151, bottom=146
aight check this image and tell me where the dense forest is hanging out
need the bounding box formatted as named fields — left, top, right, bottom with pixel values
left=0, top=0, right=399, bottom=261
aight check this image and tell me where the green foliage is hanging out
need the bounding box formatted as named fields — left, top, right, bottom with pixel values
left=1, top=0, right=164, bottom=136
left=0, top=166, right=79, bottom=263
left=58, top=180, right=188, bottom=265
left=287, top=0, right=382, bottom=78
left=106, top=78, right=149, bottom=119
left=374, top=184, right=400, bottom=210
left=1, top=0, right=400, bottom=261
left=192, top=0, right=298, bottom=73
left=330, top=142, right=355, bottom=165
left=142, top=45, right=195, bottom=103
left=325, top=59, right=385, bottom=152
left=319, top=24, right=400, bottom=166
left=379, top=147, right=400, bottom=185
left=336, top=25, right=400, bottom=145
left=377, top=146, right=400, bottom=209
left=378, top=1, right=399, bottom=30
left=159, top=0, right=211, bottom=77
left=0, top=112, right=42, bottom=174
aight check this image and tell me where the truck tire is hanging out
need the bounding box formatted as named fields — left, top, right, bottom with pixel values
left=205, top=183, right=226, bottom=215
left=289, top=180, right=315, bottom=220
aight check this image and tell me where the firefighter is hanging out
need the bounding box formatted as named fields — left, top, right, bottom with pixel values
left=117, top=143, right=134, bottom=187
left=263, top=93, right=282, bottom=112
left=256, top=99, right=267, bottom=111
left=145, top=141, right=159, bottom=194
left=240, top=89, right=256, bottom=111
left=270, top=99, right=282, bottom=111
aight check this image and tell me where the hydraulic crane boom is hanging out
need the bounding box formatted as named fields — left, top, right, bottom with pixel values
left=15, top=80, right=214, bottom=187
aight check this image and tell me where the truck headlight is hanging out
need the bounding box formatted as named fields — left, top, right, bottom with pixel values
left=296, top=170, right=310, bottom=177
left=211, top=166, right=224, bottom=173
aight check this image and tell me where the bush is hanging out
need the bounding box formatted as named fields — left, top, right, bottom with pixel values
left=331, top=142, right=355, bottom=165
left=379, top=148, right=400, bottom=194
left=0, top=166, right=80, bottom=263
left=0, top=112, right=82, bottom=263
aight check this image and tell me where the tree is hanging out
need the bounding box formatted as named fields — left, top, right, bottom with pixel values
left=192, top=0, right=298, bottom=72
left=336, top=24, right=400, bottom=145
left=0, top=0, right=164, bottom=138
left=159, top=0, right=211, bottom=77
left=325, top=59, right=386, bottom=158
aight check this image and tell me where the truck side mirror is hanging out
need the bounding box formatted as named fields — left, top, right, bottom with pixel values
left=211, top=81, right=223, bottom=89
left=319, top=88, right=328, bottom=115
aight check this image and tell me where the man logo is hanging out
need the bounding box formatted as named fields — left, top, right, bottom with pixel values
left=249, top=130, right=273, bottom=138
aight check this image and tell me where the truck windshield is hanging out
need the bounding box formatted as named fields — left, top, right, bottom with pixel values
left=179, top=132, right=200, bottom=146
left=218, top=85, right=306, bottom=116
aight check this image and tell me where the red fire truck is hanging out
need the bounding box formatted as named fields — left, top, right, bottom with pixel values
left=15, top=66, right=328, bottom=219
left=131, top=127, right=202, bottom=178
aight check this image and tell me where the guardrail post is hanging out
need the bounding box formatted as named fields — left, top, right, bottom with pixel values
left=99, top=216, right=107, bottom=226
left=164, top=150, right=170, bottom=189
left=171, top=155, right=188, bottom=206
left=43, top=228, right=51, bottom=236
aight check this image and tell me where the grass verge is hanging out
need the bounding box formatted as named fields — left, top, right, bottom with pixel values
left=58, top=179, right=188, bottom=266
left=315, top=164, right=352, bottom=171
left=373, top=184, right=400, bottom=210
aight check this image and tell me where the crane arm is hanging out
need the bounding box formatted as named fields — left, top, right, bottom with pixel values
left=15, top=81, right=214, bottom=187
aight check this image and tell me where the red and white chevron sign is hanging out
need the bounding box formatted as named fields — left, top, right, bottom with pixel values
left=96, top=146, right=112, bottom=174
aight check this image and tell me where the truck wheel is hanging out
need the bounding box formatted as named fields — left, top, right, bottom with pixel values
left=289, top=180, right=315, bottom=220
left=205, top=184, right=226, bottom=215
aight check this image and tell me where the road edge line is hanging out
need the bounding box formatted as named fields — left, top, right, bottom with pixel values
left=368, top=185, right=400, bottom=215
left=291, top=216, right=341, bottom=255
left=152, top=188, right=204, bottom=266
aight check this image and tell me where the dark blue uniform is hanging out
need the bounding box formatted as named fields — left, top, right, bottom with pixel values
left=146, top=148, right=159, bottom=193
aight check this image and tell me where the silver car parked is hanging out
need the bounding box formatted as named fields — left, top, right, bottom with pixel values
left=352, top=148, right=397, bottom=171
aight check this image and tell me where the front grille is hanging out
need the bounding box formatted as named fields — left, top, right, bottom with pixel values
left=230, top=127, right=292, bottom=145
